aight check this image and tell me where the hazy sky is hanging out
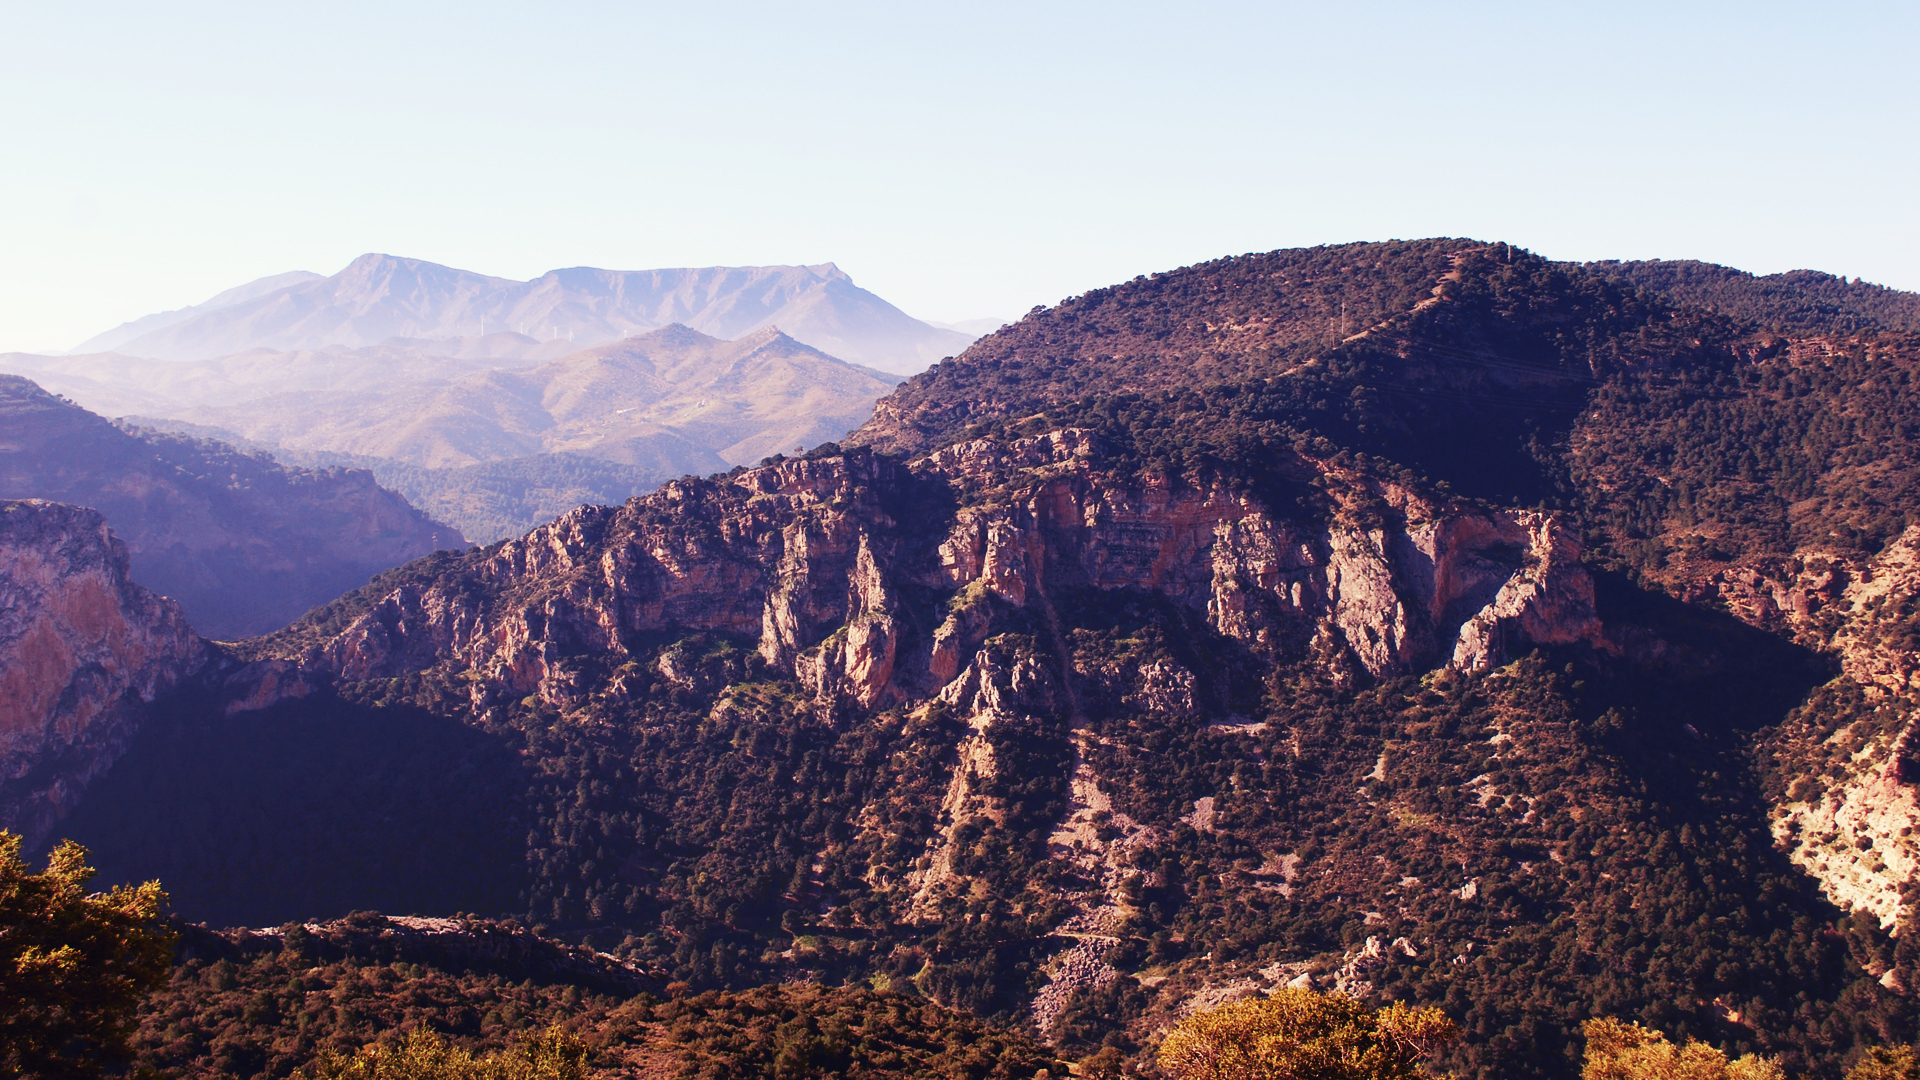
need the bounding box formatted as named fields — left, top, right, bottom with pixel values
left=1, top=1, right=1915, bottom=352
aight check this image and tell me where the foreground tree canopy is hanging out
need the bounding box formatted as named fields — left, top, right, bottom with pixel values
left=1580, top=1018, right=1784, bottom=1080
left=1157, top=988, right=1459, bottom=1080
left=0, top=831, right=174, bottom=1079
left=300, top=1026, right=587, bottom=1080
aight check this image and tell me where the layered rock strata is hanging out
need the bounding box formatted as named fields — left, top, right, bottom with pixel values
left=271, top=433, right=1608, bottom=719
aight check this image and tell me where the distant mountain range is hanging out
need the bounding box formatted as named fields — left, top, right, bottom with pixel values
left=152, top=324, right=901, bottom=470
left=3, top=324, right=905, bottom=541
left=70, top=254, right=977, bottom=375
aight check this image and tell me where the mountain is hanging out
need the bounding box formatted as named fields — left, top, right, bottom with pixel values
left=72, top=270, right=326, bottom=356
left=0, top=334, right=574, bottom=421
left=2, top=325, right=902, bottom=543
left=161, top=324, right=900, bottom=471
left=1587, top=258, right=1920, bottom=336
left=44, top=240, right=1920, bottom=1079
left=0, top=376, right=464, bottom=638
left=928, top=317, right=1015, bottom=336
left=0, top=501, right=206, bottom=847
left=73, top=254, right=976, bottom=375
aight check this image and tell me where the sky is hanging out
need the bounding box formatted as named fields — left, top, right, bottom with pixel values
left=0, top=1, right=1916, bottom=353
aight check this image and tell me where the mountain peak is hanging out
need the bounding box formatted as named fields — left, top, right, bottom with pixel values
left=73, top=258, right=973, bottom=372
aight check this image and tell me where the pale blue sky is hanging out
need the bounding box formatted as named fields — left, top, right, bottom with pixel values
left=1, top=1, right=1915, bottom=352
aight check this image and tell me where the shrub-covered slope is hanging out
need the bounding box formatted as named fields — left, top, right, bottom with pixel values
left=62, top=240, right=1920, bottom=1079
left=135, top=915, right=1062, bottom=1079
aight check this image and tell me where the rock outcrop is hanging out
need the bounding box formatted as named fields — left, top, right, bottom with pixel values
left=0, top=501, right=208, bottom=845
left=1766, top=527, right=1920, bottom=927
left=265, top=433, right=1608, bottom=721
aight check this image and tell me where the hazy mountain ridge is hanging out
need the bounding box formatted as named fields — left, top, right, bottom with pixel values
left=73, top=270, right=326, bottom=355
left=36, top=240, right=1920, bottom=1078
left=0, top=375, right=463, bottom=638
left=72, top=254, right=974, bottom=374
left=178, top=324, right=900, bottom=471
left=5, top=324, right=903, bottom=542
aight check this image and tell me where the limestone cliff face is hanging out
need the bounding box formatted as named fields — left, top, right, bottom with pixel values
left=274, top=431, right=1604, bottom=726
left=1765, top=527, right=1920, bottom=929
left=246, top=432, right=1612, bottom=1026
left=0, top=501, right=207, bottom=845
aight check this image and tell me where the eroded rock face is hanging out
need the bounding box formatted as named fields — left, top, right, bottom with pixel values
left=275, top=433, right=1608, bottom=721
left=1767, top=527, right=1920, bottom=927
left=0, top=501, right=207, bottom=845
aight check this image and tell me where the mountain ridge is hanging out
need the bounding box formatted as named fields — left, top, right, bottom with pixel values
left=74, top=254, right=974, bottom=375
left=73, top=270, right=326, bottom=355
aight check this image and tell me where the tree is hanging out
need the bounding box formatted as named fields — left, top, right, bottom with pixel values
left=301, top=1025, right=589, bottom=1080
left=1849, top=1047, right=1920, bottom=1080
left=0, top=831, right=174, bottom=1079
left=1581, top=1018, right=1784, bottom=1080
left=1156, top=987, right=1458, bottom=1080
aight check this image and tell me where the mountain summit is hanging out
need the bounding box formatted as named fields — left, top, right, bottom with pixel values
left=71, top=255, right=973, bottom=374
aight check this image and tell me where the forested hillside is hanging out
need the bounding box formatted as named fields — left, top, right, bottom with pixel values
left=52, top=240, right=1920, bottom=1079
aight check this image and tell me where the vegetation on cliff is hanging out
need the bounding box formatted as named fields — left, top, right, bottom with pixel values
left=45, top=240, right=1920, bottom=1079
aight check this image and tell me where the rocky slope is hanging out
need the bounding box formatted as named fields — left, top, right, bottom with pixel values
left=0, top=501, right=207, bottom=846
left=62, top=240, right=1920, bottom=1079
left=0, top=375, right=463, bottom=638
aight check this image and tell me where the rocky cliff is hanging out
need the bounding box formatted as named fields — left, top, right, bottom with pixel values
left=260, top=433, right=1603, bottom=717
left=1756, top=528, right=1920, bottom=930
left=0, top=501, right=207, bottom=845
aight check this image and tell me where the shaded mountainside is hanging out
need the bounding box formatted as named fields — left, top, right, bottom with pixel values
left=54, top=240, right=1920, bottom=1079
left=0, top=501, right=206, bottom=847
left=0, top=375, right=464, bottom=638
